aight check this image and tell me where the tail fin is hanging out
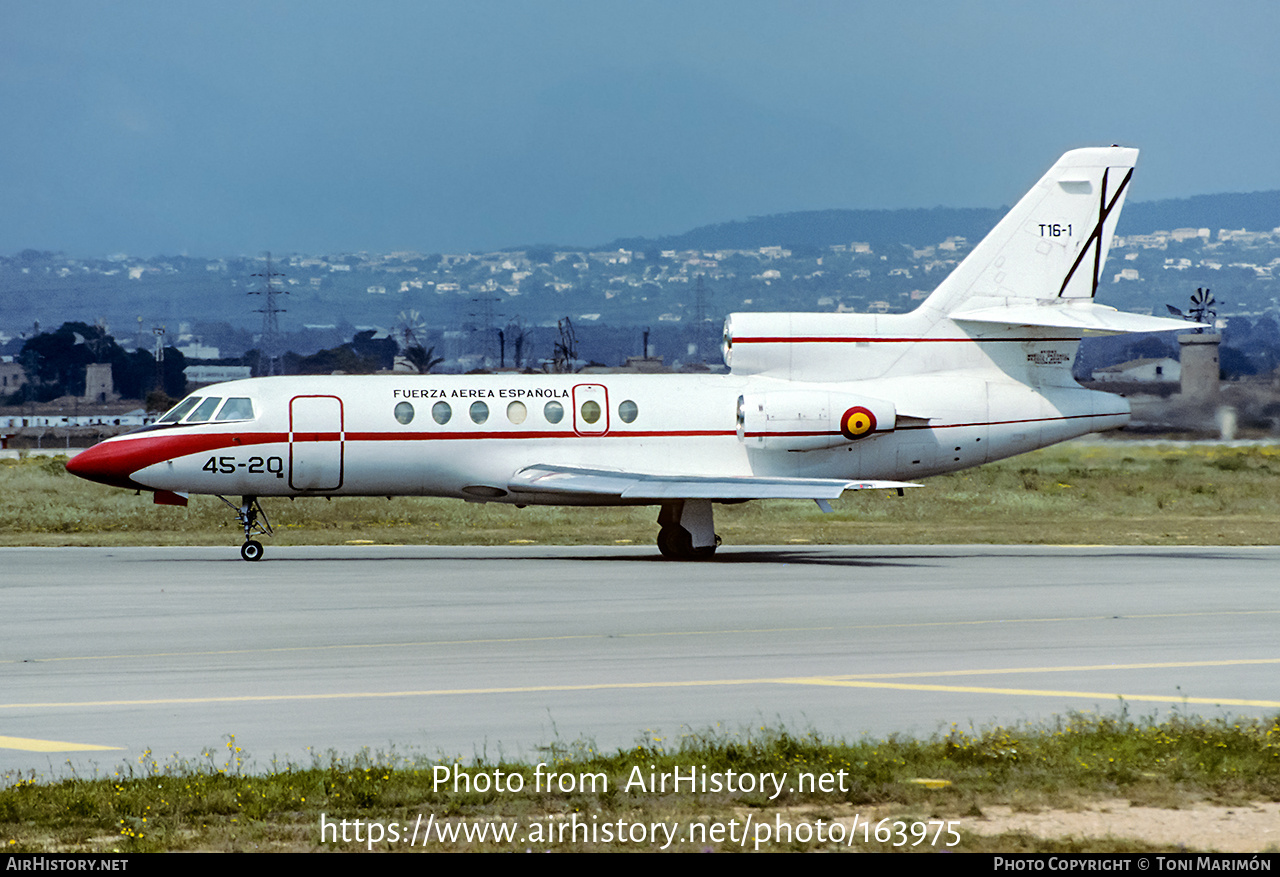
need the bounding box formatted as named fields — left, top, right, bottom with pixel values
left=924, top=146, right=1187, bottom=334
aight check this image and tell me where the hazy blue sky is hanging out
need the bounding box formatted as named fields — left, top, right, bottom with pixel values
left=4, top=1, right=1278, bottom=257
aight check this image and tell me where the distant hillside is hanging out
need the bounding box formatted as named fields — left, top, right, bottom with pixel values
left=1122, top=191, right=1280, bottom=237
left=600, top=191, right=1280, bottom=253
left=604, top=207, right=1004, bottom=252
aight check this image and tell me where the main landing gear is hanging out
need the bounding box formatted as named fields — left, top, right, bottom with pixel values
left=656, top=500, right=721, bottom=560
left=218, top=495, right=273, bottom=561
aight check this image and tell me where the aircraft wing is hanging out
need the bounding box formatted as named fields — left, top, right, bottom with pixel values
left=509, top=464, right=918, bottom=500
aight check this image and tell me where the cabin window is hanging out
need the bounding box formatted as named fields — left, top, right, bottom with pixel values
left=470, top=401, right=489, bottom=424
left=187, top=397, right=222, bottom=422
left=544, top=400, right=564, bottom=424
left=215, top=397, right=255, bottom=421
left=506, top=400, right=527, bottom=424
left=394, top=401, right=415, bottom=425
left=432, top=401, right=452, bottom=425
left=580, top=399, right=601, bottom=424
left=159, top=396, right=201, bottom=423
left=618, top=400, right=638, bottom=423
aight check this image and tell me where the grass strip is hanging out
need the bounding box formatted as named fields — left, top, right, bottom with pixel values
left=3, top=711, right=1278, bottom=852
left=7, top=441, right=1280, bottom=547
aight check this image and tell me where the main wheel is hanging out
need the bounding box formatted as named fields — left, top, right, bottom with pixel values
left=656, top=525, right=691, bottom=558
left=656, top=526, right=720, bottom=559
left=240, top=540, right=264, bottom=562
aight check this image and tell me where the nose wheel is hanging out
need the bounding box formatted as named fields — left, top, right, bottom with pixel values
left=218, top=495, right=273, bottom=561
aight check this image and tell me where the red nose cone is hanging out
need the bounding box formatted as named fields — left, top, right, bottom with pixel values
left=66, top=440, right=147, bottom=490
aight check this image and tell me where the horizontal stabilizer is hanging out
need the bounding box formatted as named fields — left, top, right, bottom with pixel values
left=951, top=302, right=1201, bottom=335
left=510, top=464, right=918, bottom=501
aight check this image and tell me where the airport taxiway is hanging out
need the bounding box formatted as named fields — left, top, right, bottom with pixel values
left=2, top=544, right=1277, bottom=777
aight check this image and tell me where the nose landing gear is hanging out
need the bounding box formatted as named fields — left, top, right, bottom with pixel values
left=218, top=495, right=273, bottom=561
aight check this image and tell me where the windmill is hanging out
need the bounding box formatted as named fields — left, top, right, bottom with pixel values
left=87, top=317, right=111, bottom=362
left=396, top=310, right=427, bottom=351
left=1166, top=287, right=1216, bottom=331
left=395, top=309, right=442, bottom=374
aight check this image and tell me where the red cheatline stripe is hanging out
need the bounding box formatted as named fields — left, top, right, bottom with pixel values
left=66, top=432, right=286, bottom=486
left=77, top=411, right=1121, bottom=483
left=731, top=336, right=1079, bottom=344
left=745, top=412, right=1115, bottom=439
left=345, top=429, right=733, bottom=441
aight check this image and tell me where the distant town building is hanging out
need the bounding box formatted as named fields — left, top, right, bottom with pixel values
left=177, top=343, right=220, bottom=359
left=1091, top=357, right=1180, bottom=383
left=1, top=402, right=151, bottom=430
left=1178, top=333, right=1222, bottom=400
left=185, top=365, right=252, bottom=386
left=0, top=362, right=27, bottom=395
left=82, top=363, right=120, bottom=402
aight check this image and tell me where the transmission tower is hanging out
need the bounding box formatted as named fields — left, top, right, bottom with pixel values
left=468, top=295, right=502, bottom=367
left=151, top=325, right=166, bottom=393
left=693, top=274, right=710, bottom=363
left=249, top=252, right=288, bottom=376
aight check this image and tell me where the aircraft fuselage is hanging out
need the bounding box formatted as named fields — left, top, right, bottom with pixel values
left=71, top=365, right=1127, bottom=505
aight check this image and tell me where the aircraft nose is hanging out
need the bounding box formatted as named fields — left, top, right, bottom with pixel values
left=66, top=439, right=146, bottom=490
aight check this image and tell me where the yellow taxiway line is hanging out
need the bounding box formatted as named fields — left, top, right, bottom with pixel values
left=4, top=658, right=1278, bottom=711
left=0, top=735, right=122, bottom=752
left=4, top=609, right=1278, bottom=667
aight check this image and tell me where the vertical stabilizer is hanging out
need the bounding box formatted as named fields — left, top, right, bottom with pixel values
left=923, top=147, right=1139, bottom=320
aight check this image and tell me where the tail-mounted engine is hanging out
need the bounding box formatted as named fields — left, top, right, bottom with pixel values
left=737, top=390, right=896, bottom=452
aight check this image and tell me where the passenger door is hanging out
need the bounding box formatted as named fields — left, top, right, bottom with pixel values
left=289, top=395, right=344, bottom=490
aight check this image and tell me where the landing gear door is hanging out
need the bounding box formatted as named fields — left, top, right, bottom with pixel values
left=290, top=395, right=344, bottom=490
left=572, top=383, right=609, bottom=436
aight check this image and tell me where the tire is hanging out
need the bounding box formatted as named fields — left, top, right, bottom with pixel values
left=657, top=526, right=691, bottom=558
left=656, top=526, right=720, bottom=559
left=241, top=540, right=264, bottom=562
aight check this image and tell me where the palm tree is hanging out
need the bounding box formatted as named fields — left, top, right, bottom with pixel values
left=403, top=345, right=444, bottom=374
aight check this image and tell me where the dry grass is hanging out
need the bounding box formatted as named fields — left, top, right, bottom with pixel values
left=3, top=712, right=1278, bottom=852
left=6, top=441, right=1280, bottom=548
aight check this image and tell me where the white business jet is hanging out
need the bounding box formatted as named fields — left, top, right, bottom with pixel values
left=67, top=147, right=1190, bottom=561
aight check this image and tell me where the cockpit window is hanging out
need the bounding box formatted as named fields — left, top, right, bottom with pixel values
left=215, top=397, right=255, bottom=421
left=159, top=396, right=202, bottom=423
left=155, top=394, right=256, bottom=427
left=187, top=397, right=222, bottom=422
